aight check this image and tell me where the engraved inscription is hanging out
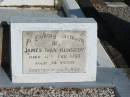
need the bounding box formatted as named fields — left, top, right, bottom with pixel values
left=23, top=30, right=86, bottom=74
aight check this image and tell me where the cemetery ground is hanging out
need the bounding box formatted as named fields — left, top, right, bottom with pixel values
left=0, top=0, right=130, bottom=97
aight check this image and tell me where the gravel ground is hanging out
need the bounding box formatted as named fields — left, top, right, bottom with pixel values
left=99, top=6, right=130, bottom=22
left=92, top=1, right=130, bottom=22
left=0, top=87, right=116, bottom=97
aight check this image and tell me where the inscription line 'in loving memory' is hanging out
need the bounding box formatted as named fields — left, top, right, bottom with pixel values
left=22, top=30, right=87, bottom=74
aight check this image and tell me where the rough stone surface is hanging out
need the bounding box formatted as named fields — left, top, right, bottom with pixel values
left=99, top=6, right=130, bottom=22
left=92, top=1, right=130, bottom=22
left=0, top=87, right=116, bottom=97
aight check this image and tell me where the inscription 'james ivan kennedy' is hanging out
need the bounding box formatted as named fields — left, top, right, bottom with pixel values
left=22, top=30, right=87, bottom=74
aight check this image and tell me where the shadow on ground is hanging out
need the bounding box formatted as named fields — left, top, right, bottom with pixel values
left=100, top=12, right=130, bottom=67
left=79, top=4, right=130, bottom=67
left=1, top=22, right=12, bottom=80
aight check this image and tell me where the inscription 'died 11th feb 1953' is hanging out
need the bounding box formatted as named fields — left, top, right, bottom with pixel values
left=22, top=30, right=87, bottom=74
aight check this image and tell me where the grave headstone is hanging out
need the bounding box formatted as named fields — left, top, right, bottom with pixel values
left=11, top=18, right=97, bottom=83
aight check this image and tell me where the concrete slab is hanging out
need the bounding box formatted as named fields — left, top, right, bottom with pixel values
left=0, top=67, right=130, bottom=97
left=0, top=8, right=64, bottom=22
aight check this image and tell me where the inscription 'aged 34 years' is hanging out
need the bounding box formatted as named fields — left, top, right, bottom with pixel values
left=22, top=30, right=87, bottom=74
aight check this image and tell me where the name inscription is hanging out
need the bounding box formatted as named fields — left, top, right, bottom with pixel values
left=22, top=30, right=86, bottom=74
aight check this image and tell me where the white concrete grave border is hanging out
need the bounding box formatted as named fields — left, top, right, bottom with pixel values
left=11, top=18, right=97, bottom=83
left=0, top=0, right=55, bottom=6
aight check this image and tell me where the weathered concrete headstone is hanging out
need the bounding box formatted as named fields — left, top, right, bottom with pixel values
left=11, top=18, right=97, bottom=83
